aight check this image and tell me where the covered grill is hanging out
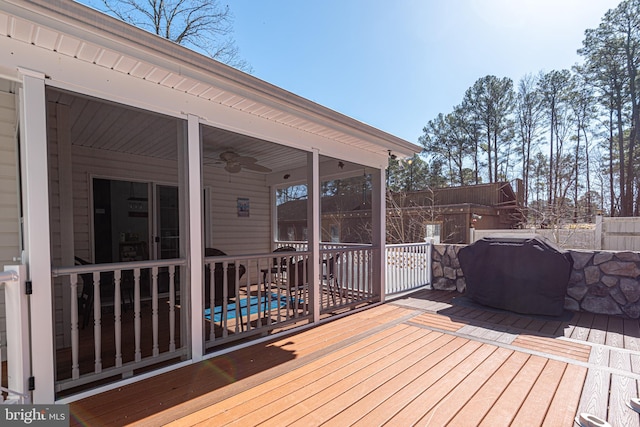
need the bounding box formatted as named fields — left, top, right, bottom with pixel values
left=458, top=235, right=573, bottom=316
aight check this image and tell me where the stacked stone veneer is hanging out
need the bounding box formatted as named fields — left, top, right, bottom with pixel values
left=566, top=250, right=640, bottom=318
left=431, top=244, right=640, bottom=319
left=431, top=244, right=467, bottom=293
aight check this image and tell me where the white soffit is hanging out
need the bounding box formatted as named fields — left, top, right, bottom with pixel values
left=0, top=0, right=420, bottom=162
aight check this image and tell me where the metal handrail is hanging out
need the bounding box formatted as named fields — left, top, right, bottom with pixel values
left=0, top=270, right=18, bottom=283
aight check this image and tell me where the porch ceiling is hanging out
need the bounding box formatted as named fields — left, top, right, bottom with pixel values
left=1, top=0, right=420, bottom=166
left=46, top=87, right=310, bottom=174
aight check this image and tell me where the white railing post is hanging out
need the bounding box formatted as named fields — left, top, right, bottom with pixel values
left=4, top=265, right=31, bottom=403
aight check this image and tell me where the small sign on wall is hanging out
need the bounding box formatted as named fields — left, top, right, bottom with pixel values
left=237, top=197, right=250, bottom=217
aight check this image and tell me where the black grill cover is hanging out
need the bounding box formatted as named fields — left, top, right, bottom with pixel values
left=458, top=235, right=573, bottom=316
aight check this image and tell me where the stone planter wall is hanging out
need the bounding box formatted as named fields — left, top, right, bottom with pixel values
left=431, top=244, right=466, bottom=293
left=430, top=244, right=640, bottom=319
left=567, top=250, right=640, bottom=318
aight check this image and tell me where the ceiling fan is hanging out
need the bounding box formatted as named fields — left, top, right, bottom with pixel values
left=215, top=150, right=272, bottom=174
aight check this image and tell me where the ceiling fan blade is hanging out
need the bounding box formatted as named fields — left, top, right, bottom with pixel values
left=243, top=162, right=272, bottom=173
left=217, top=150, right=271, bottom=173
left=236, top=155, right=259, bottom=165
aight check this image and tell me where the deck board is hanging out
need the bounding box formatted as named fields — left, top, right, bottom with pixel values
left=589, top=314, right=609, bottom=344
left=414, top=347, right=515, bottom=426
left=231, top=328, right=433, bottom=426
left=387, top=345, right=504, bottom=426
left=68, top=289, right=640, bottom=427
left=606, top=316, right=625, bottom=347
left=609, top=374, right=640, bottom=427
left=578, top=347, right=611, bottom=420
left=286, top=333, right=454, bottom=426
left=624, top=318, right=640, bottom=351
left=479, top=355, right=548, bottom=426
left=264, top=331, right=447, bottom=426
left=511, top=359, right=567, bottom=426
left=161, top=324, right=417, bottom=427
left=512, top=334, right=591, bottom=362
left=353, top=341, right=497, bottom=426
left=448, top=351, right=531, bottom=425
left=542, top=363, right=588, bottom=426
left=321, top=336, right=473, bottom=427
left=571, top=312, right=595, bottom=341
left=409, top=311, right=467, bottom=332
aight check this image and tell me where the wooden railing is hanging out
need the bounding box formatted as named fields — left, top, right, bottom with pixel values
left=0, top=266, right=30, bottom=404
left=385, top=243, right=431, bottom=294
left=52, top=259, right=187, bottom=393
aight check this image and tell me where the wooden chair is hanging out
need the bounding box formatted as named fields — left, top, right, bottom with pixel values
left=204, top=248, right=246, bottom=308
left=285, top=258, right=309, bottom=310
left=74, top=256, right=133, bottom=329
left=262, top=246, right=297, bottom=286
left=322, top=255, right=340, bottom=304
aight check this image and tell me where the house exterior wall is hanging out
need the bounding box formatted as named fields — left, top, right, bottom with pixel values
left=0, top=90, right=19, bottom=357
left=204, top=168, right=271, bottom=256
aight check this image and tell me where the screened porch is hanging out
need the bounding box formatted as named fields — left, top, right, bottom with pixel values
left=46, top=88, right=385, bottom=398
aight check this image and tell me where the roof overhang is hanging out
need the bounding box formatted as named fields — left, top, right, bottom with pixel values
left=0, top=0, right=420, bottom=168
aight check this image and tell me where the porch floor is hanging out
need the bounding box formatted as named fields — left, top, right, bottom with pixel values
left=69, top=289, right=640, bottom=426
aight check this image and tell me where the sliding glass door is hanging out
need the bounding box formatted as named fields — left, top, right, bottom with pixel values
left=93, top=178, right=150, bottom=264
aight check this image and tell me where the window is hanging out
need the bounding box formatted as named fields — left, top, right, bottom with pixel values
left=424, top=223, right=441, bottom=244
left=330, top=225, right=340, bottom=243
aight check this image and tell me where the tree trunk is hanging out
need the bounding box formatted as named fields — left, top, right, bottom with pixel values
left=609, top=110, right=616, bottom=215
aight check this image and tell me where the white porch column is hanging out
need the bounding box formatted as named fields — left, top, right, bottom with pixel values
left=186, top=114, right=204, bottom=361
left=372, top=167, right=386, bottom=302
left=19, top=68, right=55, bottom=403
left=308, top=150, right=320, bottom=323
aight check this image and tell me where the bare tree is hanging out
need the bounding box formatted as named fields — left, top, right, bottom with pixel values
left=515, top=73, right=544, bottom=206
left=98, top=0, right=251, bottom=71
left=385, top=188, right=452, bottom=244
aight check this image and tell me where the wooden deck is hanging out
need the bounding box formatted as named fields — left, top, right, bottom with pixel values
left=68, top=289, right=640, bottom=426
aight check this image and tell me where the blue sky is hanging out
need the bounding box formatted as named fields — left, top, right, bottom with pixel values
left=228, top=0, right=620, bottom=144
left=79, top=0, right=621, bottom=144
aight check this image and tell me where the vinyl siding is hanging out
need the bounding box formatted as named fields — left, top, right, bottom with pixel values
left=0, top=90, right=19, bottom=357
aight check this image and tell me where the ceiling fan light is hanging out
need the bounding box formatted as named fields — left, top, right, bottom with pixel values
left=225, top=163, right=242, bottom=173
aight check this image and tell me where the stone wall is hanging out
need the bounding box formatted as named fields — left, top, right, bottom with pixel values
left=431, top=244, right=640, bottom=319
left=431, top=244, right=466, bottom=293
left=567, top=250, right=640, bottom=318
